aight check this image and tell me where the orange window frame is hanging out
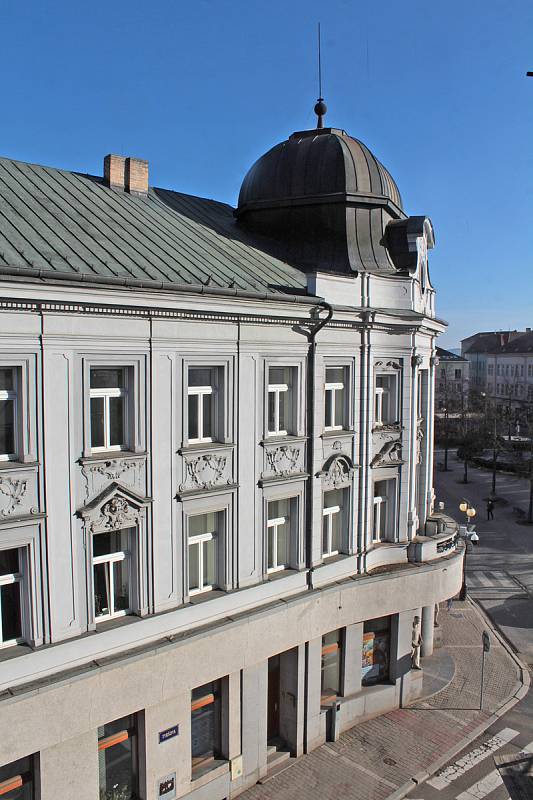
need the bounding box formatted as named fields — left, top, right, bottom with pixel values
left=98, top=729, right=129, bottom=752
left=0, top=775, right=23, bottom=796
left=191, top=693, right=215, bottom=713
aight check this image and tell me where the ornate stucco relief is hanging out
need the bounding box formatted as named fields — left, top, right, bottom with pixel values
left=179, top=452, right=232, bottom=492
left=0, top=476, right=28, bottom=517
left=80, top=457, right=145, bottom=500
left=261, top=442, right=304, bottom=479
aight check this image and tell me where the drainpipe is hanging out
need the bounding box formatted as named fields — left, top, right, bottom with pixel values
left=305, top=301, right=333, bottom=587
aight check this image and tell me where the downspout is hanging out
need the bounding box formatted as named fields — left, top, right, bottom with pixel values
left=305, top=301, right=333, bottom=588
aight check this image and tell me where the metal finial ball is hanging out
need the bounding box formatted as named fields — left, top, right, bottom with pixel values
left=314, top=99, right=327, bottom=117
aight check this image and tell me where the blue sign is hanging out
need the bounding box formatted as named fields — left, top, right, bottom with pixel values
left=159, top=725, right=179, bottom=744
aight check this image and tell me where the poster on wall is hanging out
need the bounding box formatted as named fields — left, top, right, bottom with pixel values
left=362, top=630, right=390, bottom=683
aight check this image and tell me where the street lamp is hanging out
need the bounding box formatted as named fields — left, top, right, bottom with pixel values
left=459, top=501, right=476, bottom=600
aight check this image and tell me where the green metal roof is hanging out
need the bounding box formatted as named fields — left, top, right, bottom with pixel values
left=0, top=156, right=309, bottom=296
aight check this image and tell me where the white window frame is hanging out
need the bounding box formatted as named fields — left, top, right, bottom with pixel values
left=322, top=502, right=340, bottom=558
left=0, top=368, right=17, bottom=462
left=372, top=495, right=387, bottom=543
left=374, top=374, right=399, bottom=427
left=324, top=378, right=344, bottom=431
left=90, top=369, right=128, bottom=453
left=188, top=527, right=217, bottom=596
left=267, top=383, right=289, bottom=437
left=267, top=511, right=289, bottom=573
left=92, top=533, right=131, bottom=622
left=0, top=551, right=23, bottom=648
left=187, top=381, right=214, bottom=445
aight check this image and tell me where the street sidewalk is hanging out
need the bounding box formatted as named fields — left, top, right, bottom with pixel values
left=240, top=599, right=528, bottom=800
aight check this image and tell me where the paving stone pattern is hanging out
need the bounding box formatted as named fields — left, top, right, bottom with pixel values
left=241, top=601, right=521, bottom=800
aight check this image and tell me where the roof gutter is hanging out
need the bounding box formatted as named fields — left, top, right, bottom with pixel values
left=0, top=264, right=321, bottom=307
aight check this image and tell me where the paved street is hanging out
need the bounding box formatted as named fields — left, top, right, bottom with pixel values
left=239, top=451, right=533, bottom=800
left=240, top=601, right=524, bottom=800
left=434, top=448, right=533, bottom=665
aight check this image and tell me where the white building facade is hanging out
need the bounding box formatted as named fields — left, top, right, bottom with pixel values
left=0, top=123, right=462, bottom=800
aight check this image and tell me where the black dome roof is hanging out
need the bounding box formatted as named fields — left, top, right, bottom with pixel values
left=236, top=127, right=408, bottom=275
left=238, top=127, right=403, bottom=213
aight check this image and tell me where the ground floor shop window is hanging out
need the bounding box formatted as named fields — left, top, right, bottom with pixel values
left=191, top=680, right=222, bottom=775
left=321, top=629, right=342, bottom=703
left=98, top=714, right=138, bottom=800
left=0, top=754, right=35, bottom=799
left=362, top=617, right=391, bottom=686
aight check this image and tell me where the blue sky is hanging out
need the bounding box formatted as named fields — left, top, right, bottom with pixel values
left=2, top=0, right=532, bottom=348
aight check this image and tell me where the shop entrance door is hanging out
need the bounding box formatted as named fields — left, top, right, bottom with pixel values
left=267, top=655, right=281, bottom=741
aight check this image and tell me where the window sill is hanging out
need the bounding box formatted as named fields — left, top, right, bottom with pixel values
left=188, top=588, right=227, bottom=606
left=265, top=567, right=299, bottom=583
left=93, top=614, right=140, bottom=632
left=178, top=441, right=234, bottom=455
left=372, top=424, right=402, bottom=433
left=191, top=760, right=229, bottom=788
left=260, top=434, right=307, bottom=446
left=79, top=451, right=146, bottom=464
left=0, top=460, right=39, bottom=471
left=321, top=428, right=354, bottom=439
left=0, top=642, right=33, bottom=664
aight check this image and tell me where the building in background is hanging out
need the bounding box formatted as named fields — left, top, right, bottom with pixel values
left=435, top=346, right=470, bottom=411
left=0, top=108, right=463, bottom=800
left=462, top=330, right=533, bottom=411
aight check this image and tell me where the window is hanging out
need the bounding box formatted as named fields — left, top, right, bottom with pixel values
left=373, top=480, right=395, bottom=542
left=92, top=529, right=131, bottom=621
left=321, top=629, right=342, bottom=703
left=322, top=489, right=343, bottom=558
left=374, top=374, right=398, bottom=426
left=98, top=714, right=138, bottom=800
left=0, top=368, right=17, bottom=460
left=528, top=365, right=533, bottom=378
left=188, top=513, right=217, bottom=595
left=90, top=368, right=127, bottom=452
left=362, top=617, right=391, bottom=686
left=0, top=548, right=23, bottom=648
left=0, top=754, right=35, bottom=799
left=191, top=680, right=222, bottom=774
left=497, top=365, right=501, bottom=376
left=187, top=368, right=217, bottom=444
left=454, top=369, right=462, bottom=380
left=267, top=498, right=290, bottom=573
left=267, top=367, right=293, bottom=436
left=488, top=365, right=494, bottom=376
left=324, top=367, right=346, bottom=430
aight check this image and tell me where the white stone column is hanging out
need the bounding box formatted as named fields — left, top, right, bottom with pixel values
left=421, top=604, right=434, bottom=657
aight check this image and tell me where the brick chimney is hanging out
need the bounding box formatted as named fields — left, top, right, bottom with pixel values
left=103, top=154, right=149, bottom=195
left=104, top=154, right=126, bottom=190
left=125, top=157, right=148, bottom=195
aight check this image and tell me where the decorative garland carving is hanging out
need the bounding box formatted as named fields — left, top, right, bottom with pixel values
left=375, top=360, right=402, bottom=370
left=417, top=417, right=425, bottom=464
left=180, top=453, right=229, bottom=492
left=0, top=476, right=27, bottom=516
left=265, top=445, right=301, bottom=477
left=80, top=457, right=144, bottom=500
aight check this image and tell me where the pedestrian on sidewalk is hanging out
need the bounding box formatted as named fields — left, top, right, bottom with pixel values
left=487, top=498, right=494, bottom=521
left=446, top=597, right=453, bottom=611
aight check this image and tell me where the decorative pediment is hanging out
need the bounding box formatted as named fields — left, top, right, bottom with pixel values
left=77, top=482, right=151, bottom=533
left=371, top=437, right=404, bottom=468
left=318, top=454, right=354, bottom=489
